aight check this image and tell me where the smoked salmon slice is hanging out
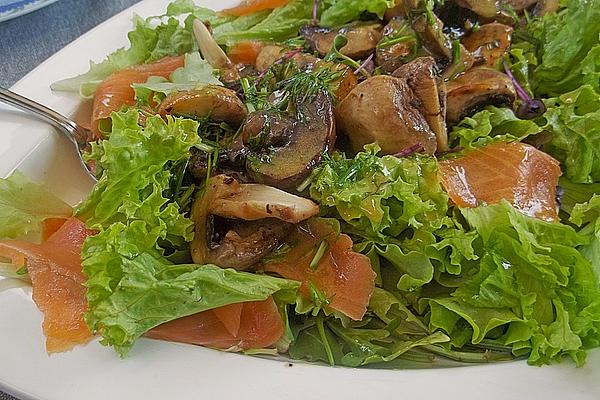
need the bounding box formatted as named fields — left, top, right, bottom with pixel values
left=91, top=55, right=184, bottom=138
left=221, top=0, right=289, bottom=17
left=0, top=218, right=95, bottom=353
left=212, top=302, right=244, bottom=337
left=146, top=297, right=284, bottom=350
left=438, top=141, right=561, bottom=221
left=227, top=41, right=265, bottom=65
left=41, top=217, right=68, bottom=241
left=263, top=219, right=375, bottom=321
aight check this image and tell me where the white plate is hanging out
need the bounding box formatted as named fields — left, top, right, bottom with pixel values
left=0, top=1, right=599, bottom=399
left=0, top=0, right=59, bottom=22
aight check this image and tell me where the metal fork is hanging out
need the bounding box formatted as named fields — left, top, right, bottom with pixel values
left=0, top=87, right=97, bottom=181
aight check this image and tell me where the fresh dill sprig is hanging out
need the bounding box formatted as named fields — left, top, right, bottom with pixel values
left=279, top=67, right=343, bottom=104
left=321, top=149, right=383, bottom=188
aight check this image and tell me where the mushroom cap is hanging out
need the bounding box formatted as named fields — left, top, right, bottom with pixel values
left=393, top=57, right=448, bottom=151
left=336, top=74, right=437, bottom=155
left=462, top=22, right=513, bottom=68
left=191, top=175, right=320, bottom=269
left=203, top=219, right=293, bottom=271
left=245, top=91, right=336, bottom=190
left=455, top=0, right=498, bottom=18
left=158, top=85, right=248, bottom=127
left=300, top=22, right=383, bottom=60
left=446, top=67, right=516, bottom=123
left=375, top=17, right=419, bottom=73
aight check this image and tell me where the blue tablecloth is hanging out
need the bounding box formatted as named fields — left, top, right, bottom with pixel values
left=0, top=2, right=140, bottom=398
left=0, top=0, right=140, bottom=87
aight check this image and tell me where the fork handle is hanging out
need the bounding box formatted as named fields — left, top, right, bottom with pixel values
left=0, top=87, right=79, bottom=134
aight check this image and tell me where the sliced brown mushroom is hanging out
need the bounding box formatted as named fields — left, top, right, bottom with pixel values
left=446, top=67, right=516, bottom=123
left=299, top=22, right=383, bottom=60
left=392, top=57, right=448, bottom=151
left=254, top=45, right=357, bottom=102
left=336, top=75, right=437, bottom=155
left=255, top=45, right=285, bottom=71
left=192, top=19, right=240, bottom=82
left=209, top=176, right=320, bottom=223
left=243, top=91, right=336, bottom=190
left=455, top=0, right=540, bottom=21
left=191, top=174, right=319, bottom=270
left=158, top=85, right=248, bottom=127
left=411, top=13, right=452, bottom=60
left=375, top=17, right=420, bottom=73
left=254, top=45, right=319, bottom=72
left=202, top=219, right=293, bottom=270
left=462, top=22, right=513, bottom=67
left=410, top=11, right=474, bottom=79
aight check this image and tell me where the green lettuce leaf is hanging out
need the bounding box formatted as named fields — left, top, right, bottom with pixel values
left=214, top=0, right=313, bottom=46
left=570, top=194, right=600, bottom=281
left=0, top=171, right=72, bottom=240
left=540, top=85, right=600, bottom=183
left=512, top=0, right=600, bottom=97
left=320, top=0, right=394, bottom=27
left=559, top=177, right=600, bottom=216
left=213, top=11, right=273, bottom=46
left=82, top=221, right=299, bottom=357
left=428, top=201, right=600, bottom=366
left=448, top=106, right=541, bottom=150
left=76, top=109, right=200, bottom=249
left=310, top=144, right=449, bottom=242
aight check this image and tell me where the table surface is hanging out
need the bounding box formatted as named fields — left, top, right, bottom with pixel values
left=0, top=1, right=140, bottom=398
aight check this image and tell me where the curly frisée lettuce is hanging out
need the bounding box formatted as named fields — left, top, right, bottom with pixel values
left=433, top=202, right=600, bottom=366
left=309, top=144, right=449, bottom=242
left=73, top=109, right=299, bottom=355
left=304, top=145, right=600, bottom=366
left=75, top=109, right=199, bottom=245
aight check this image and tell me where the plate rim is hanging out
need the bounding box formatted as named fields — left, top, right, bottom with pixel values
left=0, top=0, right=60, bottom=23
left=1, top=1, right=599, bottom=399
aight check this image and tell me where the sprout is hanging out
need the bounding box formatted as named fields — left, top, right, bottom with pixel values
left=503, top=60, right=546, bottom=120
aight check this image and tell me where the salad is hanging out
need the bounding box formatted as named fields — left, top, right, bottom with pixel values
left=0, top=0, right=599, bottom=369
